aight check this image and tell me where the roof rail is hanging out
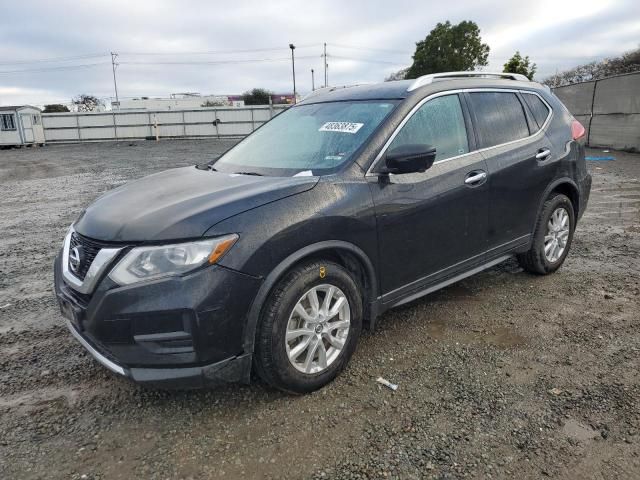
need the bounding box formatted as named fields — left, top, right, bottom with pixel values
left=407, top=71, right=530, bottom=92
left=301, top=83, right=369, bottom=101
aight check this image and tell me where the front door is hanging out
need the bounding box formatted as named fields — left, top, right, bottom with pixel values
left=20, top=114, right=34, bottom=143
left=368, top=93, right=489, bottom=303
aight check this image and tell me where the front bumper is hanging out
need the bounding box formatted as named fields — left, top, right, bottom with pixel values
left=65, top=319, right=252, bottom=388
left=54, top=251, right=261, bottom=388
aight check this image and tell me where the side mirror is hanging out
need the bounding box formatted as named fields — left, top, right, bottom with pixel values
left=381, top=144, right=436, bottom=175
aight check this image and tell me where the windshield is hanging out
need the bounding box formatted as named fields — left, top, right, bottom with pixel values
left=213, top=100, right=398, bottom=176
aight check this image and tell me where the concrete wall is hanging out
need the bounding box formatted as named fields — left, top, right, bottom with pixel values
left=42, top=105, right=288, bottom=143
left=553, top=72, right=640, bottom=151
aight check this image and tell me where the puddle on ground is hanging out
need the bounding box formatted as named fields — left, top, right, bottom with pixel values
left=563, top=418, right=600, bottom=442
left=0, top=386, right=91, bottom=412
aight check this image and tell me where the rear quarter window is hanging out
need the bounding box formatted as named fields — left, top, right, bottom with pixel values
left=522, top=93, right=551, bottom=131
left=468, top=92, right=530, bottom=148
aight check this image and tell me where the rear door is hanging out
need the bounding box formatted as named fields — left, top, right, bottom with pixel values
left=368, top=93, right=489, bottom=301
left=465, top=90, right=555, bottom=256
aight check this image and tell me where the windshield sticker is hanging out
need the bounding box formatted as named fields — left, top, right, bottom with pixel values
left=319, top=122, right=364, bottom=134
left=324, top=155, right=343, bottom=161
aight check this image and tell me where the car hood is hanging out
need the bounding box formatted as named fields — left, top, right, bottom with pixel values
left=74, top=166, right=319, bottom=242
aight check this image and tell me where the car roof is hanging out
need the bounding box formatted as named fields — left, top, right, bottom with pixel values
left=299, top=81, right=414, bottom=102
left=298, top=75, right=548, bottom=104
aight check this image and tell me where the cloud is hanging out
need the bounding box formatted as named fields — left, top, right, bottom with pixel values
left=0, top=0, right=638, bottom=106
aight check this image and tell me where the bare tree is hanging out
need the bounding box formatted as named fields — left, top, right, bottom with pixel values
left=385, top=67, right=409, bottom=82
left=72, top=94, right=104, bottom=112
left=543, top=46, right=640, bottom=87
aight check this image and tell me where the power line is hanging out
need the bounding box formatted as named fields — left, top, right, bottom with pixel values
left=328, top=43, right=412, bottom=56
left=0, top=62, right=111, bottom=75
left=328, top=54, right=406, bottom=65
left=119, top=44, right=321, bottom=56
left=0, top=53, right=109, bottom=66
left=118, top=55, right=320, bottom=66
left=0, top=45, right=321, bottom=67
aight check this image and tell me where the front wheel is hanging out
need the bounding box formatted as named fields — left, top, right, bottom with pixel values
left=518, top=193, right=575, bottom=274
left=254, top=260, right=363, bottom=394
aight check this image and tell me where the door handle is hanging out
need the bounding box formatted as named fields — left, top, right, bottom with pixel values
left=536, top=149, right=551, bottom=160
left=464, top=171, right=487, bottom=185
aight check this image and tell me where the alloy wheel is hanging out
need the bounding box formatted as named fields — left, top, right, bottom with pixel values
left=285, top=284, right=351, bottom=374
left=544, top=207, right=570, bottom=263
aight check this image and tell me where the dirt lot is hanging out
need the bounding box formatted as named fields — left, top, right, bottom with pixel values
left=0, top=140, right=638, bottom=480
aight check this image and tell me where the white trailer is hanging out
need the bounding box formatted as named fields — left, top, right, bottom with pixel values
left=0, top=105, right=45, bottom=147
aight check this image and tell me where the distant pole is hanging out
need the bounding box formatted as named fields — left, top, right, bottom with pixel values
left=323, top=43, right=328, bottom=87
left=311, top=68, right=315, bottom=91
left=110, top=52, right=120, bottom=109
left=154, top=115, right=159, bottom=142
left=289, top=43, right=297, bottom=104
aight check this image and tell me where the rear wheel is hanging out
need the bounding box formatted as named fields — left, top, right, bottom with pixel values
left=254, top=260, right=362, bottom=394
left=518, top=193, right=575, bottom=274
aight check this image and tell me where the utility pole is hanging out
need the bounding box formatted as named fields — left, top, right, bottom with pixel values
left=289, top=44, right=297, bottom=103
left=311, top=68, right=315, bottom=91
left=110, top=52, right=120, bottom=109
left=323, top=42, right=328, bottom=87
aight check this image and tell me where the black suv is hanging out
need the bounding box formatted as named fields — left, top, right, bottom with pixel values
left=54, top=72, right=591, bottom=393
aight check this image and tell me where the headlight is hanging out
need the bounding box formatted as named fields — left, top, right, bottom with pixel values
left=109, top=234, right=238, bottom=286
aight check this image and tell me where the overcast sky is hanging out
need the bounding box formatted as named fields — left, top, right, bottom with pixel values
left=1, top=0, right=638, bottom=106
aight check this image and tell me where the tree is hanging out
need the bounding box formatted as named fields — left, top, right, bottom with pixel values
left=503, top=51, right=537, bottom=80
left=543, top=46, right=640, bottom=87
left=201, top=100, right=227, bottom=107
left=43, top=104, right=70, bottom=113
left=405, top=21, right=490, bottom=79
left=241, top=88, right=273, bottom=105
left=72, top=94, right=103, bottom=112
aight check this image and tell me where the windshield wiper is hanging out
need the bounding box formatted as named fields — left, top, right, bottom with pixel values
left=233, top=171, right=263, bottom=176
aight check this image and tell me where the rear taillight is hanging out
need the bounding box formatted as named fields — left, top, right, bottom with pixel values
left=571, top=119, right=586, bottom=140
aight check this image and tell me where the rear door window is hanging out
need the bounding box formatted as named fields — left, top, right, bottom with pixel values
left=467, top=92, right=530, bottom=148
left=389, top=94, right=469, bottom=162
left=522, top=93, right=551, bottom=131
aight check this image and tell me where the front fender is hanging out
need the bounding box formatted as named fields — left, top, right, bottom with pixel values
left=204, top=178, right=379, bottom=353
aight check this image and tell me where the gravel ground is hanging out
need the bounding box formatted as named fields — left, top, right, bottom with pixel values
left=0, top=140, right=638, bottom=480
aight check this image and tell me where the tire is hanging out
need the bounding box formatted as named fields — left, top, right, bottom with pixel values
left=517, top=193, right=575, bottom=275
left=254, top=260, right=363, bottom=394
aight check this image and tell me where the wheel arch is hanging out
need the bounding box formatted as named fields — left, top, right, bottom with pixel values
left=242, top=241, right=379, bottom=356
left=536, top=178, right=580, bottom=224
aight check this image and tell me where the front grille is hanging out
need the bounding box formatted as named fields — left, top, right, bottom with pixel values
left=69, top=232, right=110, bottom=280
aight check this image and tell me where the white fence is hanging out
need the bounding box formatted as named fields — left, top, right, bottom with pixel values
left=42, top=105, right=289, bottom=143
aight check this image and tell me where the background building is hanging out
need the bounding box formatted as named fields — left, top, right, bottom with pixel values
left=115, top=92, right=297, bottom=110
left=116, top=93, right=238, bottom=110
left=0, top=105, right=45, bottom=147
